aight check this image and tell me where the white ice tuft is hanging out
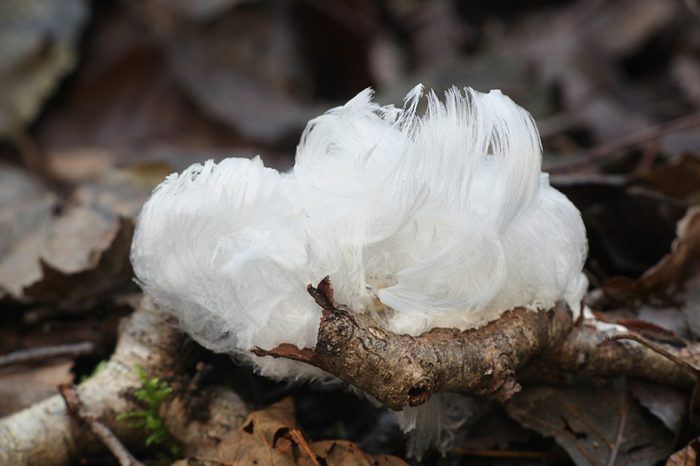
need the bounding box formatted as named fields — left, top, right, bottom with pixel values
left=130, top=85, right=588, bottom=456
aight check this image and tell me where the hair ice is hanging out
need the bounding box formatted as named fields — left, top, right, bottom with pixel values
left=131, top=84, right=588, bottom=456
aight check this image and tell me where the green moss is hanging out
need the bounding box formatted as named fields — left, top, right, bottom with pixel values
left=117, top=366, right=181, bottom=457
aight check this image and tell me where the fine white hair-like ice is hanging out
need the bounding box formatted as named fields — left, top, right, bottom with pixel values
left=131, top=85, right=588, bottom=456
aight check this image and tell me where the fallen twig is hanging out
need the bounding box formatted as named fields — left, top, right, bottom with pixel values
left=606, top=333, right=700, bottom=376
left=288, top=429, right=321, bottom=466
left=546, top=113, right=700, bottom=174
left=59, top=384, right=145, bottom=466
left=606, top=398, right=630, bottom=466
left=0, top=342, right=94, bottom=368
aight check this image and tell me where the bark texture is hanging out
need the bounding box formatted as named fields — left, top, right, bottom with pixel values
left=253, top=279, right=697, bottom=409
left=526, top=320, right=696, bottom=388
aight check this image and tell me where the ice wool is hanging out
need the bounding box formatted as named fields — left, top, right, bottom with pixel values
left=131, top=85, right=588, bottom=455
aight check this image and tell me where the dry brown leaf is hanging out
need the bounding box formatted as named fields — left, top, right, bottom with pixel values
left=640, top=207, right=700, bottom=292
left=667, top=438, right=699, bottom=466
left=0, top=163, right=159, bottom=305
left=603, top=207, right=700, bottom=303
left=165, top=385, right=249, bottom=460
left=183, top=397, right=407, bottom=466
left=639, top=154, right=700, bottom=204
left=506, top=381, right=675, bottom=466
left=21, top=217, right=134, bottom=305
left=167, top=3, right=316, bottom=144
left=35, top=8, right=246, bottom=174
left=304, top=440, right=406, bottom=466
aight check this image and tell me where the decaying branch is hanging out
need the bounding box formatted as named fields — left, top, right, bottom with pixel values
left=526, top=319, right=696, bottom=388
left=2, top=282, right=698, bottom=465
left=0, top=342, right=94, bottom=367
left=254, top=279, right=697, bottom=409
left=0, top=297, right=248, bottom=466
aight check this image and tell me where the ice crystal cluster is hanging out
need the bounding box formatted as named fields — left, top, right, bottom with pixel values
left=131, top=84, right=588, bottom=456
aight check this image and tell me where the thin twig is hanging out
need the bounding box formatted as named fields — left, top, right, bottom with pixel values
left=289, top=428, right=321, bottom=466
left=0, top=342, right=94, bottom=367
left=606, top=333, right=700, bottom=376
left=606, top=398, right=630, bottom=466
left=59, top=384, right=145, bottom=466
left=546, top=113, right=700, bottom=174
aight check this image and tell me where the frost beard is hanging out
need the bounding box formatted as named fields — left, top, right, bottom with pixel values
left=131, top=84, right=588, bottom=457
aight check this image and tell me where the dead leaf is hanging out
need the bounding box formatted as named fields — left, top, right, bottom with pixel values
left=629, top=380, right=688, bottom=435
left=506, top=381, right=675, bottom=466
left=554, top=175, right=686, bottom=280
left=0, top=162, right=58, bottom=277
left=182, top=397, right=407, bottom=466
left=586, top=0, right=678, bottom=58
left=638, top=154, right=700, bottom=204
left=21, top=217, right=135, bottom=305
left=0, top=0, right=88, bottom=138
left=667, top=438, right=700, bottom=466
left=304, top=440, right=406, bottom=466
left=167, top=3, right=317, bottom=144
left=0, top=163, right=156, bottom=305
left=673, top=54, right=700, bottom=110
left=613, top=207, right=700, bottom=301
left=35, top=8, right=247, bottom=174
left=683, top=276, right=700, bottom=338
left=165, top=385, right=249, bottom=459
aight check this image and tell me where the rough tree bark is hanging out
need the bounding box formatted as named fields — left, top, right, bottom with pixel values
left=253, top=279, right=696, bottom=409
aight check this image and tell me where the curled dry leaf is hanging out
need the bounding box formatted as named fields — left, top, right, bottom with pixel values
left=666, top=438, right=699, bottom=466
left=603, top=207, right=700, bottom=303
left=638, top=154, right=700, bottom=204
left=180, top=397, right=407, bottom=466
left=0, top=163, right=159, bottom=305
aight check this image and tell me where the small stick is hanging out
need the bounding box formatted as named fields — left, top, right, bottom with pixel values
left=59, top=384, right=145, bottom=466
left=606, top=333, right=700, bottom=376
left=547, top=113, right=700, bottom=174
left=288, top=428, right=321, bottom=466
left=606, top=398, right=630, bottom=466
left=0, top=342, right=94, bottom=367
